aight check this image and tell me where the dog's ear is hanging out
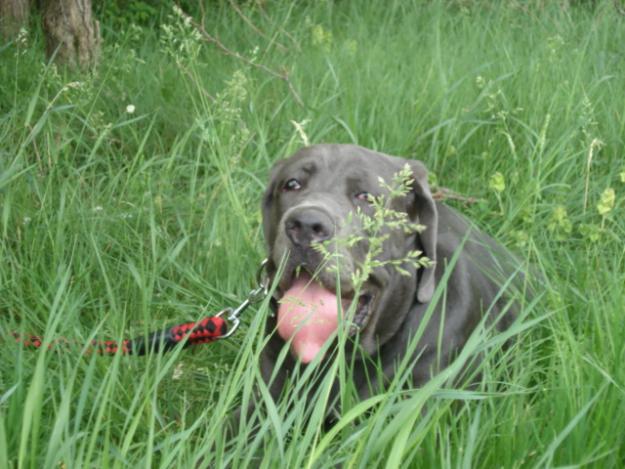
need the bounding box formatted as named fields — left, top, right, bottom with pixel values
left=261, top=160, right=285, bottom=248
left=406, top=159, right=438, bottom=303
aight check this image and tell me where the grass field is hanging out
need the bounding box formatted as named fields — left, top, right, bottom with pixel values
left=1, top=0, right=624, bottom=467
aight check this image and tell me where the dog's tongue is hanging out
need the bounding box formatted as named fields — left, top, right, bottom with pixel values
left=277, top=274, right=339, bottom=363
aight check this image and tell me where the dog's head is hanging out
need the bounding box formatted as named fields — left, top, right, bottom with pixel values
left=262, top=144, right=438, bottom=362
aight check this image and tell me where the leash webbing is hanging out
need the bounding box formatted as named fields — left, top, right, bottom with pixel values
left=11, top=315, right=228, bottom=356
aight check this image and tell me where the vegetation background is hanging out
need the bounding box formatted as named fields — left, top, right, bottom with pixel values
left=1, top=0, right=624, bottom=466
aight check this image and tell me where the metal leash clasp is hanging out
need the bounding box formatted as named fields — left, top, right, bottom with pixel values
left=216, top=259, right=269, bottom=338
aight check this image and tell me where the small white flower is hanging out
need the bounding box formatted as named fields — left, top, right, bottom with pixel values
left=16, top=27, right=29, bottom=46
left=126, top=104, right=136, bottom=114
left=23, top=216, right=31, bottom=225
left=93, top=206, right=103, bottom=212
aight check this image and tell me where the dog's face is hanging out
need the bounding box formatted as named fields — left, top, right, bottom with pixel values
left=262, top=144, right=438, bottom=361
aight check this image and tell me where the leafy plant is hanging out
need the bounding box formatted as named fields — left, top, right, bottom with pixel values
left=315, top=165, right=432, bottom=292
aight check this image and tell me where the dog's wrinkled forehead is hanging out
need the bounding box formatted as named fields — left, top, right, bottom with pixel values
left=274, top=144, right=402, bottom=191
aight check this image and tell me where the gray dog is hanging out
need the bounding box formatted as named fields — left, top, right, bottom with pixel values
left=259, top=144, right=525, bottom=405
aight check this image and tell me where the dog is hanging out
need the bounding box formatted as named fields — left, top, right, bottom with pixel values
left=258, top=143, right=525, bottom=407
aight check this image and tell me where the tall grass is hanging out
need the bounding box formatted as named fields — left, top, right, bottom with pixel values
left=1, top=0, right=624, bottom=466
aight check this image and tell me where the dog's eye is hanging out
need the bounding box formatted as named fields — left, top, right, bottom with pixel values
left=355, top=191, right=373, bottom=203
left=282, top=178, right=302, bottom=192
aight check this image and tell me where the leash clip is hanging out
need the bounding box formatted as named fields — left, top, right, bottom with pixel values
left=216, top=259, right=269, bottom=338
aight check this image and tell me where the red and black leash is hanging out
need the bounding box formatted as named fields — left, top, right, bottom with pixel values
left=10, top=260, right=269, bottom=356
left=11, top=315, right=229, bottom=356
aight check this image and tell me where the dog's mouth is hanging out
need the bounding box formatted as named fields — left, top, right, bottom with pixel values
left=274, top=268, right=375, bottom=363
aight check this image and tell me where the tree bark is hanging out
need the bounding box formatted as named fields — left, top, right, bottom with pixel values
left=0, top=0, right=29, bottom=40
left=42, top=0, right=100, bottom=68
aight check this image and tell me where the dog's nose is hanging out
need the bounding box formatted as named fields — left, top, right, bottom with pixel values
left=285, top=208, right=334, bottom=247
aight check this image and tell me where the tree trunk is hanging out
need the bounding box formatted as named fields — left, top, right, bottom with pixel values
left=0, top=0, right=29, bottom=40
left=42, top=0, right=100, bottom=68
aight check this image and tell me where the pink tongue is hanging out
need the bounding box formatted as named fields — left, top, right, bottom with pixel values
left=277, top=274, right=339, bottom=363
